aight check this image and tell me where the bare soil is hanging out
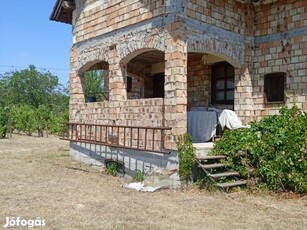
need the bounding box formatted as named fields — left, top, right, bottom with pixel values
left=0, top=135, right=306, bottom=230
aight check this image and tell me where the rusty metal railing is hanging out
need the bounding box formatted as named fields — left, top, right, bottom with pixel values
left=61, top=122, right=172, bottom=154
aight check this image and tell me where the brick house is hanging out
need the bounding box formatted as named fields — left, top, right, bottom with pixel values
left=50, top=0, right=307, bottom=176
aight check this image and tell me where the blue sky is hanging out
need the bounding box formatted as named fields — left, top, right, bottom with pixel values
left=0, top=1, right=72, bottom=85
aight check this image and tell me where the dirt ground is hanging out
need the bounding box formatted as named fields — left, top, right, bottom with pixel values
left=0, top=135, right=306, bottom=230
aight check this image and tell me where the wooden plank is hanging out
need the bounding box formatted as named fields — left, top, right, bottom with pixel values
left=209, top=171, right=239, bottom=179
left=199, top=163, right=225, bottom=169
left=196, top=155, right=226, bottom=160
left=216, top=180, right=247, bottom=188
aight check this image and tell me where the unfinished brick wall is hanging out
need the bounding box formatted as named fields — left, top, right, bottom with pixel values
left=252, top=0, right=307, bottom=117
left=187, top=53, right=210, bottom=110
left=65, top=0, right=307, bottom=150
left=186, top=0, right=307, bottom=121
left=73, top=0, right=165, bottom=43
left=70, top=98, right=164, bottom=127
left=186, top=0, right=248, bottom=36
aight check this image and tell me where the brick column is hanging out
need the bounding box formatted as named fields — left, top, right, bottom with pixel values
left=234, top=4, right=255, bottom=124
left=234, top=66, right=255, bottom=123
left=69, top=47, right=85, bottom=122
left=164, top=14, right=188, bottom=150
left=108, top=46, right=127, bottom=102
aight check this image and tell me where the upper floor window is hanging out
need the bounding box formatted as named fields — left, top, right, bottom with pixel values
left=264, top=72, right=285, bottom=103
left=211, top=62, right=234, bottom=105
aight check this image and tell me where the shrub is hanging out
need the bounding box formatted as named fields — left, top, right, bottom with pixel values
left=0, top=106, right=9, bottom=138
left=177, top=133, right=195, bottom=183
left=132, top=170, right=145, bottom=182
left=10, top=105, right=36, bottom=135
left=211, top=106, right=307, bottom=193
left=105, top=162, right=119, bottom=176
left=48, top=108, right=69, bottom=135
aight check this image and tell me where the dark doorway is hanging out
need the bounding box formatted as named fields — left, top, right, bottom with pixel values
left=152, top=73, right=165, bottom=98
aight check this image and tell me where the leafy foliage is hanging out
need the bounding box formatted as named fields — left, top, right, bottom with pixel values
left=105, top=162, right=119, bottom=176
left=0, top=65, right=61, bottom=108
left=10, top=105, right=36, bottom=135
left=177, top=134, right=195, bottom=183
left=0, top=107, right=9, bottom=138
left=0, top=65, right=69, bottom=138
left=211, top=106, right=307, bottom=193
left=84, top=70, right=106, bottom=102
left=132, top=170, right=145, bottom=182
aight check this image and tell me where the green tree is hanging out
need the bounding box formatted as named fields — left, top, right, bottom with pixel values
left=0, top=65, right=62, bottom=108
left=84, top=70, right=106, bottom=101
left=0, top=65, right=69, bottom=137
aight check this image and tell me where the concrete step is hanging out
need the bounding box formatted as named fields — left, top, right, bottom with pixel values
left=193, top=142, right=214, bottom=158
left=216, top=180, right=247, bottom=188
left=209, top=171, right=239, bottom=179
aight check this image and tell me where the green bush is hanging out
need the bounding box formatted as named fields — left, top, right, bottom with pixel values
left=0, top=106, right=9, bottom=138
left=211, top=106, right=307, bottom=193
left=105, top=162, right=119, bottom=176
left=177, top=133, right=195, bottom=183
left=11, top=105, right=36, bottom=135
left=48, top=108, right=69, bottom=135
left=132, top=170, right=145, bottom=182
left=7, top=105, right=69, bottom=136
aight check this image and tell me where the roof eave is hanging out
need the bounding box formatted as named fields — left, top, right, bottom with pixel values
left=50, top=0, right=75, bottom=24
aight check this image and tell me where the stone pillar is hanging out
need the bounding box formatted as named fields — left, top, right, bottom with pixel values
left=108, top=45, right=127, bottom=102
left=234, top=4, right=256, bottom=124
left=164, top=13, right=188, bottom=150
left=69, top=47, right=85, bottom=122
left=234, top=66, right=255, bottom=123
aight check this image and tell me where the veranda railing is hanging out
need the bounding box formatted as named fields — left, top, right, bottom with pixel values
left=61, top=122, right=172, bottom=154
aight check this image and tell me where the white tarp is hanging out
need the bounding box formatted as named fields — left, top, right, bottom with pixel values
left=123, top=167, right=178, bottom=192
left=123, top=182, right=166, bottom=192
left=218, top=109, right=247, bottom=130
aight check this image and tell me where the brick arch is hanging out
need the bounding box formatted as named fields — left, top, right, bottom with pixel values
left=77, top=46, right=110, bottom=73
left=118, top=28, right=165, bottom=64
left=78, top=60, right=109, bottom=74
left=188, top=38, right=243, bottom=68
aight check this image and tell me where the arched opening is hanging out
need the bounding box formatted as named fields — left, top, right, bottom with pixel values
left=187, top=52, right=236, bottom=111
left=125, top=50, right=165, bottom=99
left=187, top=52, right=237, bottom=143
left=79, top=61, right=109, bottom=102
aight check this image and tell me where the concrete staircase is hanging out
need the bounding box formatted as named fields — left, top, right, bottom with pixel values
left=193, top=142, right=214, bottom=158
left=193, top=143, right=247, bottom=191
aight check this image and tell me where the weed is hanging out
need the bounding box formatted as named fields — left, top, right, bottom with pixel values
left=105, top=162, right=119, bottom=176
left=132, top=170, right=145, bottom=182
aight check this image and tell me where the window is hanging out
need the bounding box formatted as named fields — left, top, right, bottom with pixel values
left=211, top=62, right=234, bottom=105
left=264, top=72, right=285, bottom=103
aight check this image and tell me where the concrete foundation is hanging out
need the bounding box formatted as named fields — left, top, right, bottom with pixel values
left=69, top=141, right=180, bottom=187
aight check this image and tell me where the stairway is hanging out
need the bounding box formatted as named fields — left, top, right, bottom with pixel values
left=195, top=155, right=247, bottom=191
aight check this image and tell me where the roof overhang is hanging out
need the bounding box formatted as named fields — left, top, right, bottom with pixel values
left=50, top=0, right=75, bottom=24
